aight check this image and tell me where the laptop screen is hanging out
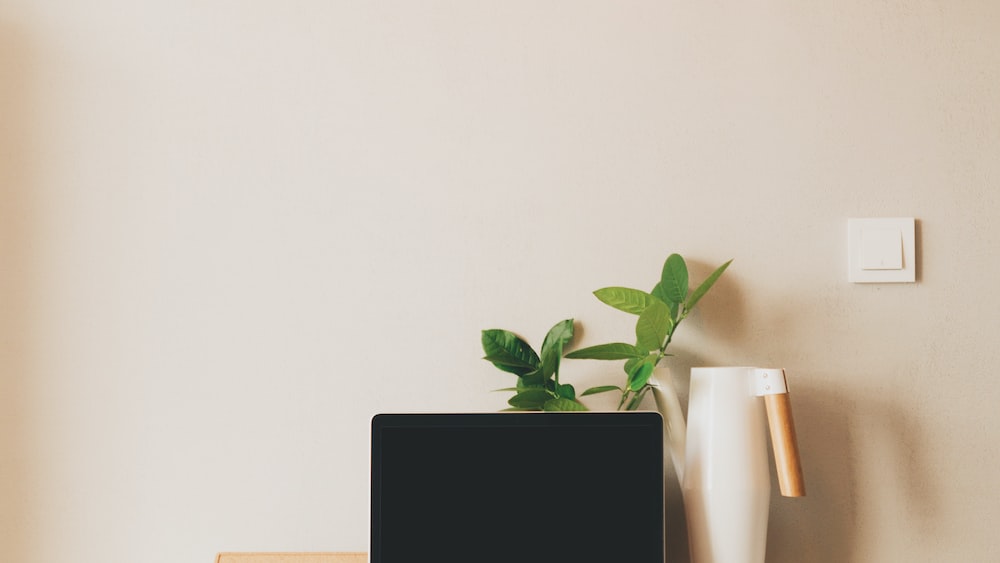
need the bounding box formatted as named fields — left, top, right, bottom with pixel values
left=370, top=412, right=664, bottom=563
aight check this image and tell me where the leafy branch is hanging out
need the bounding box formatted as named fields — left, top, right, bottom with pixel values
left=564, top=254, right=732, bottom=410
left=481, top=319, right=587, bottom=411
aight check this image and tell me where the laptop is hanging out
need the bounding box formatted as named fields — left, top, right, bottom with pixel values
left=370, top=412, right=664, bottom=563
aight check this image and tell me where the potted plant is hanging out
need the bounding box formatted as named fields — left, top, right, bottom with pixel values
left=481, top=253, right=731, bottom=413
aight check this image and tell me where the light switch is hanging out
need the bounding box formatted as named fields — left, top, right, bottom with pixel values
left=848, top=218, right=916, bottom=283
left=860, top=229, right=903, bottom=270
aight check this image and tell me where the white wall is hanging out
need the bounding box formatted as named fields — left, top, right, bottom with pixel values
left=2, top=2, right=998, bottom=562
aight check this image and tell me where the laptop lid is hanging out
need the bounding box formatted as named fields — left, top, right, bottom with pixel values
left=370, top=412, right=664, bottom=563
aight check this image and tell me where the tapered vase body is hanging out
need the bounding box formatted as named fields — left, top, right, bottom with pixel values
left=682, top=367, right=770, bottom=563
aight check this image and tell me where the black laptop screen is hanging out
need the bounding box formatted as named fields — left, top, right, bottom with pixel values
left=370, top=412, right=664, bottom=563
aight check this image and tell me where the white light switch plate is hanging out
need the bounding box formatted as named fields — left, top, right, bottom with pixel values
left=848, top=218, right=916, bottom=283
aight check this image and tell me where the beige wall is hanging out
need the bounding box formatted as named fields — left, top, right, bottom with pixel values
left=2, top=2, right=998, bottom=562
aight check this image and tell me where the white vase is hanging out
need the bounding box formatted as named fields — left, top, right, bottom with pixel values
left=683, top=367, right=770, bottom=563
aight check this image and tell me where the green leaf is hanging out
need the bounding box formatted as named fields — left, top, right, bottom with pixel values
left=481, top=329, right=540, bottom=376
left=685, top=259, right=732, bottom=312
left=482, top=353, right=537, bottom=371
left=660, top=254, right=689, bottom=306
left=556, top=383, right=576, bottom=400
left=627, top=361, right=654, bottom=392
left=540, top=319, right=574, bottom=380
left=543, top=398, right=589, bottom=411
left=635, top=299, right=672, bottom=352
left=652, top=285, right=680, bottom=320
left=623, top=356, right=643, bottom=376
left=626, top=353, right=662, bottom=377
left=650, top=282, right=668, bottom=304
left=581, top=385, right=622, bottom=396
left=565, top=343, right=647, bottom=360
left=593, top=287, right=659, bottom=315
left=508, top=388, right=554, bottom=410
left=518, top=371, right=545, bottom=388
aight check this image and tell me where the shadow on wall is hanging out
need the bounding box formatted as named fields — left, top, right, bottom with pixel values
left=763, top=382, right=860, bottom=562
left=0, top=23, right=36, bottom=562
left=765, top=381, right=937, bottom=563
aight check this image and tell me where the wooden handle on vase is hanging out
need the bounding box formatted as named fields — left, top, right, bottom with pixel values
left=764, top=391, right=806, bottom=497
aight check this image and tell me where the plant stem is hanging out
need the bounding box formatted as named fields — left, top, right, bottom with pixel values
left=617, top=311, right=686, bottom=411
left=626, top=386, right=651, bottom=410
left=617, top=390, right=630, bottom=410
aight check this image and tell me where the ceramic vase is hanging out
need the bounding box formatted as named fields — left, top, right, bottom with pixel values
left=683, top=367, right=771, bottom=563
